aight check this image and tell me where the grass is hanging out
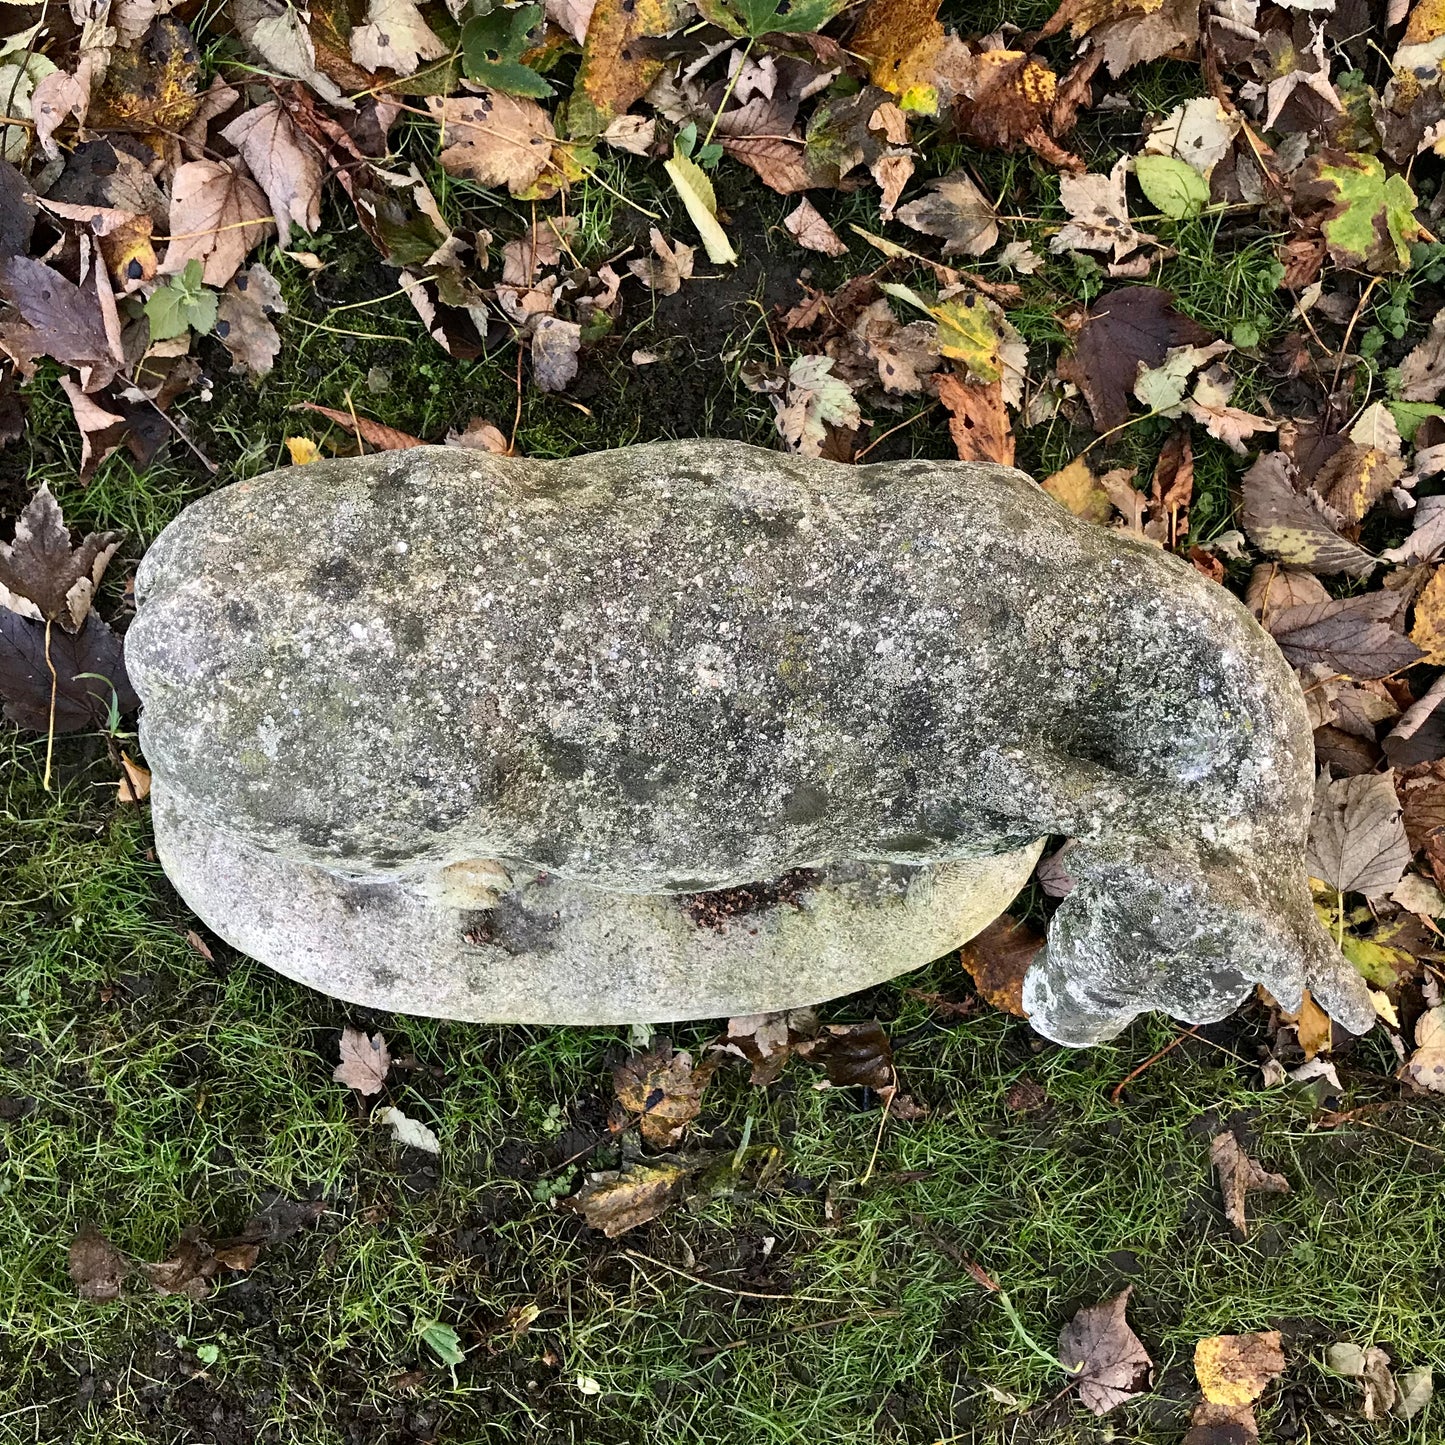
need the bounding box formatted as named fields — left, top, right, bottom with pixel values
left=2, top=716, right=1444, bottom=1443
left=4, top=37, right=1445, bottom=1445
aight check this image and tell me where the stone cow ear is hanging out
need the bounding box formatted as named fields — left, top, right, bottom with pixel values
left=1021, top=846, right=1375, bottom=1046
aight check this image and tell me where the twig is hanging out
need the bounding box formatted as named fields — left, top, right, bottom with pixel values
left=42, top=618, right=58, bottom=792
left=855, top=405, right=937, bottom=461
left=1109, top=1027, right=1202, bottom=1104
left=509, top=343, right=524, bottom=455
left=622, top=1249, right=839, bottom=1304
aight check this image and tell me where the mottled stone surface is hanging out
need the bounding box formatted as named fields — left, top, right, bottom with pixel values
left=152, top=783, right=1043, bottom=1023
left=127, top=441, right=1374, bottom=1040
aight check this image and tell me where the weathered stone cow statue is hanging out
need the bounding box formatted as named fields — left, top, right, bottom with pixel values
left=126, top=441, right=1373, bottom=1044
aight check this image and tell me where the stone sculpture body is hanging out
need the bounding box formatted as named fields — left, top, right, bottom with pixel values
left=126, top=441, right=1374, bottom=1043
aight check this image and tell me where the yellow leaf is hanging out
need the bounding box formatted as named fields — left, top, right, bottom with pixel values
left=663, top=154, right=738, bottom=265
left=1195, top=1332, right=1285, bottom=1407
left=1410, top=564, right=1445, bottom=662
left=1404, top=0, right=1445, bottom=44
left=1294, top=988, right=1332, bottom=1060
left=286, top=436, right=322, bottom=464
left=568, top=0, right=683, bottom=135
left=1042, top=457, right=1116, bottom=525
left=933, top=294, right=1000, bottom=381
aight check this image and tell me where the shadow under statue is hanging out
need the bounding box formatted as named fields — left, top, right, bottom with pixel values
left=125, top=441, right=1373, bottom=1045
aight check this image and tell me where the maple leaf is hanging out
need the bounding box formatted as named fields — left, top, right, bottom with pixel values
left=850, top=0, right=972, bottom=114
left=955, top=49, right=1083, bottom=171
left=628, top=227, right=694, bottom=293
left=1209, top=1132, right=1289, bottom=1237
left=1042, top=456, right=1116, bottom=524
left=1310, top=771, right=1411, bottom=897
left=1058, top=1288, right=1152, bottom=1415
left=1057, top=286, right=1214, bottom=432
left=1195, top=1332, right=1286, bottom=1407
left=429, top=93, right=559, bottom=197
left=0, top=255, right=121, bottom=386
left=220, top=100, right=322, bottom=240
left=568, top=1161, right=691, bottom=1236
left=783, top=197, right=848, bottom=257
left=774, top=354, right=861, bottom=456
left=161, top=160, right=273, bottom=288
left=937, top=372, right=1013, bottom=464
left=350, top=0, right=448, bottom=75
left=1294, top=151, right=1422, bottom=274
left=0, top=485, right=119, bottom=632
left=613, top=1039, right=719, bottom=1148
left=896, top=170, right=998, bottom=256
left=958, top=912, right=1040, bottom=1014
left=216, top=262, right=287, bottom=378
left=1401, top=1005, right=1445, bottom=1092
left=0, top=609, right=139, bottom=733
left=333, top=1025, right=390, bottom=1095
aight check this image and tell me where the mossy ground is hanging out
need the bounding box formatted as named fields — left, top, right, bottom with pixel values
left=4, top=22, right=1445, bottom=1443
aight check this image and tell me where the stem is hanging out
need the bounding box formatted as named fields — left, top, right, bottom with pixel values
left=700, top=37, right=754, bottom=152
left=42, top=618, right=57, bottom=792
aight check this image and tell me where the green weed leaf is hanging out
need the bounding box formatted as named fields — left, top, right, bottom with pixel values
left=1133, top=154, right=1209, bottom=220
left=145, top=259, right=218, bottom=341
left=696, top=0, right=845, bottom=37
left=420, top=1321, right=466, bottom=1367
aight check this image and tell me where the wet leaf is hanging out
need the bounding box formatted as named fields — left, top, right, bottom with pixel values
left=1058, top=1288, right=1152, bottom=1416
left=937, top=372, right=1012, bottom=464
left=716, top=1007, right=818, bottom=1086
left=959, top=913, right=1041, bottom=1015
left=954, top=50, right=1080, bottom=170
left=0, top=609, right=138, bottom=733
left=1308, top=771, right=1411, bottom=897
left=0, top=255, right=120, bottom=382
left=568, top=1161, right=690, bottom=1236
left=69, top=1224, right=130, bottom=1301
left=1195, top=1331, right=1285, bottom=1406
left=613, top=1040, right=718, bottom=1148
left=1057, top=287, right=1214, bottom=433
left=0, top=485, right=118, bottom=632
left=333, top=1026, right=390, bottom=1095
left=804, top=1020, right=894, bottom=1090
left=1295, top=151, right=1422, bottom=274
left=1209, top=1132, right=1289, bottom=1237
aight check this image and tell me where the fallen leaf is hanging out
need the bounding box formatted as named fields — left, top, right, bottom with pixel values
left=600, top=113, right=654, bottom=154
left=959, top=913, right=1040, bottom=1015
left=1327, top=1342, right=1397, bottom=1418
left=216, top=263, right=286, bottom=378
left=1291, top=989, right=1333, bottom=1060
left=1240, top=453, right=1377, bottom=578
left=716, top=1007, right=818, bottom=1085
left=0, top=609, right=139, bottom=733
left=220, top=100, right=322, bottom=240
left=1144, top=97, right=1241, bottom=179
left=1267, top=595, right=1424, bottom=679
left=774, top=353, right=860, bottom=456
left=1209, top=1132, right=1289, bottom=1236
left=333, top=1026, right=390, bottom=1095
left=1395, top=1365, right=1434, bottom=1418
left=296, top=402, right=424, bottom=450
left=1135, top=153, right=1210, bottom=219
left=376, top=1104, right=440, bottom=1153
left=803, top=1020, right=894, bottom=1090
left=1400, top=1004, right=1445, bottom=1092
left=0, top=485, right=119, bottom=632
left=613, top=1040, right=718, bottom=1148
left=1183, top=1400, right=1260, bottom=1445
left=1051, top=157, right=1156, bottom=262
left=429, top=93, right=558, bottom=196
left=783, top=197, right=848, bottom=257
left=1246, top=563, right=1330, bottom=621
left=1398, top=308, right=1445, bottom=402
left=116, top=753, right=151, bottom=804
left=1058, top=1288, right=1153, bottom=1416
left=955, top=49, right=1081, bottom=171
left=850, top=0, right=966, bottom=114
left=664, top=151, right=737, bottom=265
left=161, top=160, right=273, bottom=289
left=568, top=0, right=681, bottom=135
left=1295, top=151, right=1422, bottom=273
left=1308, top=771, right=1411, bottom=897
left=447, top=418, right=510, bottom=453
left=531, top=315, right=582, bottom=391
left=568, top=1161, right=690, bottom=1236
left=233, top=0, right=345, bottom=105
left=351, top=0, right=448, bottom=75
left=1410, top=564, right=1445, bottom=663
left=141, top=1227, right=218, bottom=1299
left=69, top=1224, right=130, bottom=1301
left=286, top=436, right=322, bottom=464
left=895, top=170, right=998, bottom=257
left=0, top=255, right=121, bottom=385
left=936, top=372, right=1012, bottom=464
left=1042, top=456, right=1116, bottom=525
left=627, top=226, right=694, bottom=294
left=1184, top=369, right=1276, bottom=455
left=1195, top=1332, right=1285, bottom=1406
left=1057, top=287, right=1214, bottom=433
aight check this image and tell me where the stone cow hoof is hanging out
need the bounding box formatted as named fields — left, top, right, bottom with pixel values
left=150, top=784, right=1044, bottom=1024
left=126, top=440, right=1375, bottom=1041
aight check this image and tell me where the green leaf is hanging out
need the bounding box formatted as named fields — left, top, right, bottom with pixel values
left=461, top=5, right=553, bottom=97
left=1313, top=152, right=1421, bottom=273
left=663, top=151, right=737, bottom=265
left=145, top=259, right=218, bottom=341
left=932, top=296, right=1000, bottom=382
left=1387, top=400, right=1445, bottom=441
left=420, top=1321, right=466, bottom=1367
left=695, top=0, right=844, bottom=36
left=1133, top=154, right=1209, bottom=220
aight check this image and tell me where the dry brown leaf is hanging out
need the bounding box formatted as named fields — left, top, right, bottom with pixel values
left=716, top=1007, right=818, bottom=1086
left=429, top=93, right=558, bottom=197
left=1195, top=1331, right=1286, bottom=1406
left=1308, top=771, right=1411, bottom=898
left=162, top=160, right=273, bottom=288
left=69, top=1224, right=130, bottom=1301
left=0, top=485, right=119, bottom=633
left=1245, top=563, right=1330, bottom=623
left=1240, top=453, right=1377, bottom=578
left=959, top=913, right=1041, bottom=1015
left=350, top=0, right=448, bottom=75
left=956, top=50, right=1082, bottom=171
left=1183, top=1400, right=1260, bottom=1445
left=1058, top=1288, right=1153, bottom=1415
left=1410, top=565, right=1445, bottom=663
left=296, top=402, right=424, bottom=450
left=1042, top=456, right=1116, bottom=525
left=613, top=1040, right=718, bottom=1149
left=1209, top=1132, right=1289, bottom=1236
left=448, top=418, right=510, bottom=453
left=937, top=372, right=1013, bottom=464
left=333, top=1025, right=390, bottom=1095
left=628, top=226, right=694, bottom=293
left=1267, top=595, right=1424, bottom=679
left=220, top=100, right=323, bottom=240
left=783, top=198, right=848, bottom=257
left=116, top=753, right=151, bottom=804
left=1327, top=1342, right=1398, bottom=1419
left=1400, top=1004, right=1445, bottom=1092
left=896, top=169, right=998, bottom=256
left=1294, top=989, right=1334, bottom=1061
left=568, top=1161, right=689, bottom=1237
